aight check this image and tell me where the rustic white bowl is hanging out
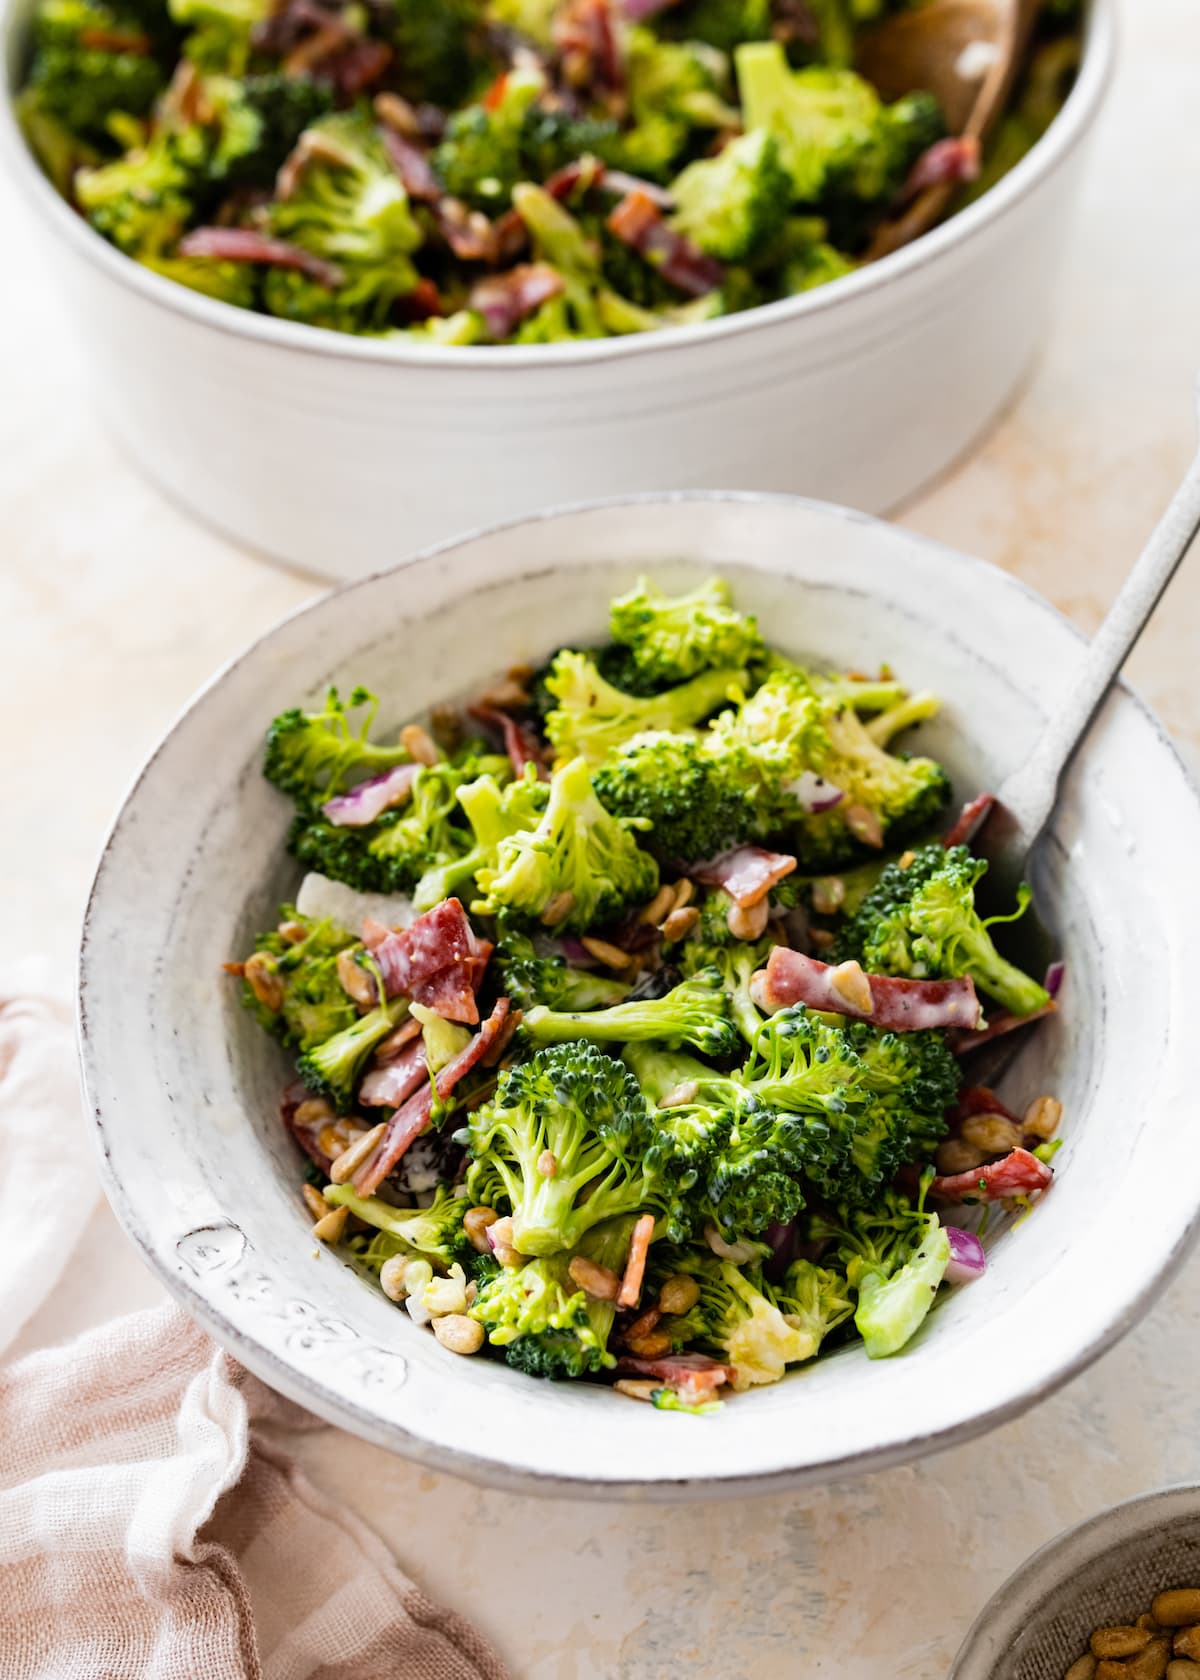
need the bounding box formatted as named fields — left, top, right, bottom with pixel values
left=0, top=4, right=1112, bottom=581
left=951, top=1484, right=1200, bottom=1680
left=78, top=495, right=1200, bottom=1498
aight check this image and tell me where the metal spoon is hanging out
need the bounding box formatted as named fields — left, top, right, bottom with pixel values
left=856, top=0, right=1042, bottom=258
left=969, top=428, right=1200, bottom=1017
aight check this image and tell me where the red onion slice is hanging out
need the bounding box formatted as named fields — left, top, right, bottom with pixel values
left=1044, top=961, right=1065, bottom=999
left=782, top=771, right=845, bottom=814
left=321, top=762, right=418, bottom=827
left=944, top=1225, right=987, bottom=1284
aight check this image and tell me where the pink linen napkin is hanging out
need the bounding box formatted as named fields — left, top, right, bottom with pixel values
left=0, top=994, right=508, bottom=1680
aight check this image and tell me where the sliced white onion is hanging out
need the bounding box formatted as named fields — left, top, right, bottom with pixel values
left=782, top=771, right=845, bottom=814
left=296, top=871, right=416, bottom=938
left=945, top=1225, right=987, bottom=1284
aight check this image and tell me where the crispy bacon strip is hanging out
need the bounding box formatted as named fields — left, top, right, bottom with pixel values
left=359, top=1038, right=427, bottom=1107
left=381, top=126, right=441, bottom=201
left=413, top=941, right=493, bottom=1023
left=753, top=946, right=982, bottom=1032
left=367, top=898, right=475, bottom=997
left=617, top=1213, right=655, bottom=1309
left=690, top=845, right=797, bottom=909
left=434, top=197, right=497, bottom=262
left=950, top=999, right=1057, bottom=1056
left=615, top=1351, right=735, bottom=1405
left=619, top=0, right=682, bottom=18
left=281, top=1082, right=333, bottom=1172
left=353, top=998, right=511, bottom=1194
left=607, top=189, right=725, bottom=297
left=321, top=763, right=418, bottom=828
left=944, top=792, right=996, bottom=848
left=469, top=263, right=564, bottom=339
left=928, top=1146, right=1053, bottom=1204
left=900, top=135, right=981, bottom=204
left=543, top=156, right=607, bottom=201
left=555, top=0, right=623, bottom=96
left=468, top=703, right=548, bottom=779
left=80, top=23, right=150, bottom=49
left=178, top=228, right=343, bottom=289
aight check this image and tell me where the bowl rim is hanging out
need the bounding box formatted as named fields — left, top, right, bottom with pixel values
left=949, top=1482, right=1200, bottom=1677
left=1, top=0, right=1114, bottom=372
left=77, top=489, right=1200, bottom=1500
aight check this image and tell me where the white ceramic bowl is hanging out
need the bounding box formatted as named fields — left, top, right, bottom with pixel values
left=951, top=1484, right=1200, bottom=1680
left=2, top=8, right=1112, bottom=581
left=78, top=494, right=1200, bottom=1499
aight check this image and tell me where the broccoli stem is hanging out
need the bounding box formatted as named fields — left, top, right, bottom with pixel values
left=853, top=1220, right=950, bottom=1358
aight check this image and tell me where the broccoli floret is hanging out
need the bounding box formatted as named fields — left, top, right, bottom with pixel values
left=495, top=925, right=630, bottom=1012
left=168, top=0, right=268, bottom=71
left=783, top=230, right=854, bottom=293
left=389, top=0, right=486, bottom=106
left=737, top=1006, right=954, bottom=1203
left=654, top=1248, right=820, bottom=1388
left=211, top=72, right=334, bottom=188
left=623, top=1043, right=733, bottom=1195
left=140, top=252, right=258, bottom=305
left=680, top=932, right=771, bottom=1045
left=668, top=129, right=792, bottom=261
left=486, top=0, right=558, bottom=43
left=766, top=1257, right=856, bottom=1353
left=238, top=907, right=358, bottom=1050
left=510, top=181, right=608, bottom=337
left=473, top=755, right=659, bottom=932
left=836, top=842, right=1051, bottom=1018
left=264, top=685, right=411, bottom=808
left=699, top=1091, right=816, bottom=1240
left=812, top=1192, right=951, bottom=1358
left=471, top=1215, right=637, bottom=1379
left=355, top=749, right=510, bottom=896
left=465, top=1043, right=671, bottom=1257
left=591, top=731, right=751, bottom=863
left=518, top=105, right=619, bottom=182
left=658, top=0, right=770, bottom=55
left=432, top=65, right=545, bottom=208
left=388, top=310, right=487, bottom=345
left=411, top=767, right=545, bottom=911
left=544, top=650, right=742, bottom=766
left=609, top=575, right=765, bottom=686
left=524, top=969, right=740, bottom=1058
left=707, top=664, right=950, bottom=867
left=75, top=129, right=196, bottom=256
left=26, top=0, right=165, bottom=141
left=326, top=1183, right=471, bottom=1268
left=269, top=112, right=424, bottom=329
left=608, top=28, right=737, bottom=182
left=736, top=43, right=945, bottom=218
left=295, top=995, right=409, bottom=1110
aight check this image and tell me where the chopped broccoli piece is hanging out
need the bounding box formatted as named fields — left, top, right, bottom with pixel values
left=432, top=65, right=546, bottom=208
left=592, top=731, right=751, bottom=864
left=75, top=129, right=196, bottom=257
left=655, top=1248, right=819, bottom=1387
left=389, top=0, right=486, bottom=106
left=471, top=1215, right=637, bottom=1379
left=680, top=931, right=771, bottom=1045
left=15, top=85, right=101, bottom=195
left=766, top=1257, right=856, bottom=1351
left=295, top=994, right=409, bottom=1110
left=658, top=0, right=770, bottom=55
left=329, top=1183, right=471, bottom=1268
left=609, top=575, right=765, bottom=686
left=544, top=650, right=742, bottom=766
left=168, top=0, right=268, bottom=72
left=495, top=925, right=631, bottom=1012
left=26, top=0, right=165, bottom=141
left=812, top=1192, right=950, bottom=1358
left=209, top=72, right=334, bottom=188
left=465, top=1042, right=671, bottom=1257
left=623, top=1042, right=734, bottom=1194
left=524, top=969, right=740, bottom=1058
left=264, top=685, right=410, bottom=808
left=473, top=755, right=659, bottom=931
left=836, top=842, right=1051, bottom=1017
left=669, top=129, right=793, bottom=261
left=411, top=766, right=545, bottom=911
left=238, top=907, right=358, bottom=1050
left=140, top=252, right=258, bottom=305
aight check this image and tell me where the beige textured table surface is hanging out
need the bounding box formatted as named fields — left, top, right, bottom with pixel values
left=4, top=3, right=1200, bottom=1673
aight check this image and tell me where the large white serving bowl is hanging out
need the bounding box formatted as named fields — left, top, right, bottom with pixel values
left=78, top=494, right=1200, bottom=1499
left=1, top=4, right=1112, bottom=581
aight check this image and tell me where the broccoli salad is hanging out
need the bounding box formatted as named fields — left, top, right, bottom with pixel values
left=228, top=577, right=1064, bottom=1411
left=18, top=0, right=1082, bottom=344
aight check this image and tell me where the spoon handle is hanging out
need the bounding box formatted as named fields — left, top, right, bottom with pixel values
left=998, top=446, right=1200, bottom=842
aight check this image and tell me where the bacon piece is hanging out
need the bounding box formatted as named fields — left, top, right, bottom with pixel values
left=411, top=939, right=493, bottom=1024
left=542, top=156, right=606, bottom=201
left=690, top=845, right=797, bottom=909
left=606, top=190, right=725, bottom=297
left=754, top=946, right=982, bottom=1032
left=327, top=35, right=391, bottom=97
left=281, top=1082, right=333, bottom=1173
left=369, top=898, right=476, bottom=1000
left=615, top=1351, right=735, bottom=1405
left=468, top=703, right=548, bottom=779
left=944, top=792, right=996, bottom=849
left=320, top=763, right=418, bottom=828
left=928, top=1146, right=1053, bottom=1204
left=950, top=998, right=1057, bottom=1056
left=469, top=263, right=564, bottom=339
left=951, top=1085, right=1024, bottom=1129
left=359, top=1037, right=428, bottom=1107
left=178, top=228, right=343, bottom=289
left=434, top=197, right=497, bottom=262
left=354, top=998, right=511, bottom=1194
left=555, top=0, right=623, bottom=96
left=900, top=135, right=981, bottom=204
left=395, top=277, right=444, bottom=322
left=79, top=23, right=150, bottom=49
left=619, top=0, right=682, bottom=19
left=617, top=1213, right=655, bottom=1309
left=381, top=126, right=441, bottom=201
